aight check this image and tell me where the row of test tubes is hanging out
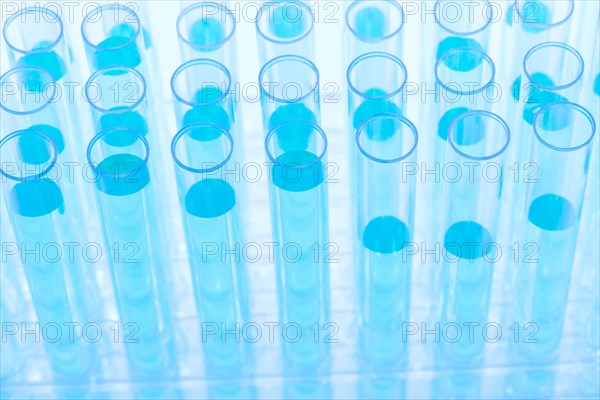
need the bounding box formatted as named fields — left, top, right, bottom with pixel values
left=0, top=1, right=599, bottom=399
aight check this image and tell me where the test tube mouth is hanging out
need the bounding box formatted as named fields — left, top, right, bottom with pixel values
left=86, top=127, right=150, bottom=179
left=256, top=1, right=315, bottom=45
left=448, top=110, right=510, bottom=161
left=265, top=120, right=328, bottom=168
left=434, top=0, right=492, bottom=36
left=356, top=113, right=418, bottom=164
left=84, top=65, right=147, bottom=114
left=3, top=7, right=64, bottom=55
left=523, top=42, right=584, bottom=91
left=0, top=129, right=58, bottom=182
left=259, top=55, right=320, bottom=103
left=171, top=59, right=232, bottom=107
left=345, top=0, right=405, bottom=43
left=347, top=52, right=408, bottom=100
left=533, top=102, right=596, bottom=152
left=177, top=2, right=237, bottom=51
left=0, top=67, right=57, bottom=115
left=171, top=122, right=234, bottom=174
left=435, top=46, right=495, bottom=95
left=81, top=4, right=141, bottom=51
left=514, top=0, right=575, bottom=30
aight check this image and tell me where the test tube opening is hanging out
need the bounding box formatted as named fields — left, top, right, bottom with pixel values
left=171, top=122, right=233, bottom=174
left=0, top=129, right=58, bottom=182
left=356, top=113, right=418, bottom=164
left=435, top=47, right=495, bottom=94
left=533, top=102, right=596, bottom=152
left=3, top=7, right=64, bottom=54
left=434, top=0, right=492, bottom=36
left=0, top=67, right=57, bottom=115
left=256, top=1, right=315, bottom=44
left=85, top=65, right=147, bottom=113
left=171, top=59, right=232, bottom=106
left=448, top=110, right=510, bottom=161
left=259, top=55, right=319, bottom=103
left=514, top=0, right=575, bottom=30
left=523, top=42, right=584, bottom=92
left=177, top=2, right=236, bottom=51
left=345, top=0, right=405, bottom=43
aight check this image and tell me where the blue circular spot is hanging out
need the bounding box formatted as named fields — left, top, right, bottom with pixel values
left=95, top=153, right=149, bottom=196
left=444, top=221, right=493, bottom=260
left=272, top=151, right=323, bottom=192
left=94, top=31, right=141, bottom=70
left=528, top=194, right=576, bottom=231
left=523, top=90, right=570, bottom=129
left=190, top=17, right=226, bottom=49
left=354, top=7, right=386, bottom=39
left=185, top=179, right=236, bottom=218
left=520, top=0, right=550, bottom=33
left=436, top=37, right=484, bottom=72
left=9, top=178, right=64, bottom=217
left=17, top=41, right=66, bottom=82
left=362, top=216, right=410, bottom=254
left=269, top=5, right=307, bottom=39
left=269, top=104, right=317, bottom=151
left=353, top=89, right=402, bottom=140
left=182, top=107, right=230, bottom=141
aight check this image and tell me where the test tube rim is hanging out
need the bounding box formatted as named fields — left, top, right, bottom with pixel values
left=434, top=46, right=496, bottom=95
left=3, top=7, right=64, bottom=55
left=346, top=51, right=408, bottom=100
left=265, top=119, right=328, bottom=169
left=258, top=54, right=320, bottom=104
left=0, top=66, right=57, bottom=115
left=0, top=129, right=58, bottom=182
left=533, top=102, right=596, bottom=153
left=434, top=0, right=493, bottom=36
left=355, top=112, right=418, bottom=164
left=514, top=0, right=575, bottom=30
left=447, top=110, right=511, bottom=161
left=171, top=122, right=234, bottom=174
left=86, top=127, right=150, bottom=179
left=523, top=41, right=584, bottom=91
left=176, top=2, right=237, bottom=51
left=255, top=0, right=315, bottom=45
left=345, top=0, right=405, bottom=44
left=81, top=3, right=141, bottom=51
left=171, top=58, right=232, bottom=107
left=84, top=65, right=147, bottom=114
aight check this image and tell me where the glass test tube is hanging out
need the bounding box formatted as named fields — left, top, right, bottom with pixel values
left=2, top=7, right=72, bottom=82
left=81, top=4, right=147, bottom=72
left=256, top=0, right=315, bottom=64
left=265, top=120, right=330, bottom=371
left=344, top=0, right=405, bottom=60
left=171, top=122, right=251, bottom=380
left=259, top=55, right=320, bottom=137
left=86, top=128, right=176, bottom=378
left=432, top=111, right=510, bottom=398
left=355, top=113, right=418, bottom=368
left=514, top=102, right=596, bottom=359
left=0, top=130, right=96, bottom=382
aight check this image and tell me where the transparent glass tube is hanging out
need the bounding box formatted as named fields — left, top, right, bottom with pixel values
left=0, top=130, right=95, bottom=383
left=344, top=0, right=405, bottom=60
left=355, top=113, right=418, bottom=368
left=2, top=7, right=72, bottom=82
left=256, top=0, right=315, bottom=65
left=171, top=122, right=251, bottom=383
left=514, top=102, right=596, bottom=359
left=265, top=120, right=329, bottom=372
left=86, top=127, right=176, bottom=379
left=259, top=55, right=320, bottom=138
left=176, top=2, right=237, bottom=70
left=81, top=4, right=147, bottom=72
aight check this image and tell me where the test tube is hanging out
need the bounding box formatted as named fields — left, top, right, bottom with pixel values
left=81, top=4, right=147, bottom=72
left=0, top=130, right=96, bottom=384
left=344, top=0, right=405, bottom=60
left=171, top=122, right=251, bottom=382
left=256, top=0, right=315, bottom=65
left=86, top=127, right=176, bottom=379
left=514, top=102, right=596, bottom=359
left=259, top=55, right=320, bottom=138
left=176, top=2, right=237, bottom=69
left=264, top=120, right=330, bottom=371
left=2, top=7, right=71, bottom=82
left=433, top=111, right=510, bottom=398
left=355, top=113, right=418, bottom=368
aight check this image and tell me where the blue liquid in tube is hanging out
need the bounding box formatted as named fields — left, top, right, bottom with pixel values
left=269, top=4, right=308, bottom=39
left=16, top=41, right=67, bottom=81
left=93, top=24, right=142, bottom=70
left=189, top=18, right=226, bottom=49
left=354, top=6, right=387, bottom=39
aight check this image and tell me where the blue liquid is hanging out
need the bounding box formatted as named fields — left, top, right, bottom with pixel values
left=511, top=73, right=553, bottom=101
left=110, top=23, right=152, bottom=49
left=353, top=88, right=401, bottom=134
left=273, top=151, right=324, bottom=192
left=183, top=88, right=231, bottom=134
left=98, top=108, right=148, bottom=145
left=269, top=4, right=307, bottom=39
left=16, top=41, right=67, bottom=81
left=594, top=73, right=600, bottom=96
left=438, top=107, right=485, bottom=145
left=93, top=26, right=141, bottom=70
left=520, top=73, right=571, bottom=128
left=190, top=17, right=226, bottom=49
left=269, top=104, right=317, bottom=151
left=528, top=194, right=576, bottom=231
left=95, top=154, right=150, bottom=196
left=436, top=37, right=484, bottom=72
left=185, top=179, right=236, bottom=218
left=362, top=216, right=409, bottom=254
left=9, top=179, right=64, bottom=217
left=354, top=7, right=386, bottom=39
